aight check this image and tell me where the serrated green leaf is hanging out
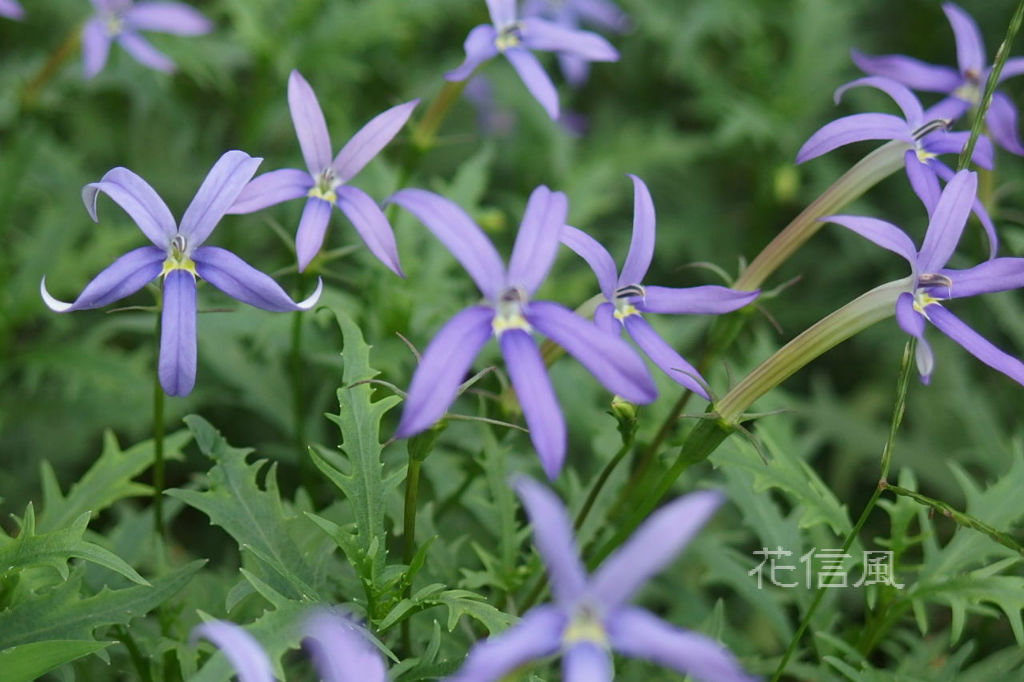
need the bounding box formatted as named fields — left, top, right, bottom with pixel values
left=0, top=639, right=112, bottom=682
left=190, top=601, right=308, bottom=682
left=433, top=589, right=513, bottom=634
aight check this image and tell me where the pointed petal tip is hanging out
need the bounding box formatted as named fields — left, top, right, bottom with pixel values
left=296, top=278, right=324, bottom=310
left=40, top=276, right=73, bottom=312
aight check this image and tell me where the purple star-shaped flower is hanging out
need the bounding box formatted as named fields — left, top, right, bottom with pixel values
left=522, top=0, right=629, bottom=87
left=0, top=0, right=24, bottom=20
left=826, top=170, right=1024, bottom=385
left=852, top=2, right=1024, bottom=155
left=448, top=478, right=756, bottom=682
left=446, top=0, right=619, bottom=119
left=228, top=70, right=417, bottom=275
left=83, top=0, right=212, bottom=79
left=389, top=186, right=656, bottom=478
left=41, top=150, right=322, bottom=397
left=562, top=175, right=758, bottom=398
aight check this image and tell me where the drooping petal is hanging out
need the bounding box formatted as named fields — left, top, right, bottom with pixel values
left=527, top=300, right=656, bottom=404
left=501, top=330, right=568, bottom=478
left=896, top=293, right=933, bottom=382
left=486, top=0, right=517, bottom=27
left=387, top=189, right=505, bottom=299
left=508, top=186, right=568, bottom=294
left=573, top=0, right=630, bottom=32
left=943, top=2, right=986, bottom=76
left=446, top=24, right=499, bottom=82
left=124, top=2, right=212, bottom=35
left=513, top=477, right=588, bottom=603
left=927, top=303, right=1024, bottom=385
left=505, top=47, right=560, bottom=120
left=929, top=160, right=997, bottom=259
left=834, top=76, right=923, bottom=125
left=179, top=150, right=263, bottom=247
left=905, top=151, right=941, bottom=216
left=936, top=258, right=1024, bottom=298
left=593, top=301, right=621, bottom=336
left=623, top=315, right=709, bottom=398
left=192, top=246, right=322, bottom=311
left=637, top=285, right=758, bottom=315
left=589, top=489, right=723, bottom=607
left=82, top=18, right=112, bottom=78
left=985, top=91, right=1024, bottom=155
left=40, top=246, right=165, bottom=312
left=448, top=606, right=565, bottom=682
left=117, top=32, right=176, bottom=73
left=521, top=17, right=619, bottom=61
left=395, top=306, right=495, bottom=438
left=159, top=269, right=198, bottom=397
left=795, top=113, right=913, bottom=164
left=295, top=197, right=333, bottom=272
left=83, top=167, right=176, bottom=249
left=332, top=100, right=419, bottom=183
left=823, top=215, right=918, bottom=268
left=336, top=185, right=404, bottom=277
left=0, top=0, right=24, bottom=20
left=303, top=611, right=387, bottom=682
left=287, top=70, right=333, bottom=175
left=226, top=168, right=312, bottom=214
left=607, top=607, right=756, bottom=682
left=561, top=226, right=618, bottom=300
left=917, top=169, right=976, bottom=273
left=618, top=174, right=656, bottom=286
left=562, top=642, right=613, bottom=682
left=190, top=621, right=274, bottom=682
left=850, top=50, right=962, bottom=93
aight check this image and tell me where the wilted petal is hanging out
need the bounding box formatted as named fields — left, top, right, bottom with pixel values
left=227, top=168, right=312, bottom=214
left=985, top=91, right=1024, bottom=155
left=388, top=189, right=505, bottom=299
left=905, top=152, right=941, bottom=215
left=82, top=19, right=112, bottom=78
left=917, top=169, right=976, bottom=273
left=851, top=50, right=962, bottom=93
left=834, top=76, right=923, bottom=124
left=159, top=269, right=198, bottom=396
left=505, top=47, right=560, bottom=120
left=593, top=301, right=621, bottom=336
left=527, top=300, right=656, bottom=404
left=192, top=246, right=322, bottom=311
left=337, top=185, right=404, bottom=276
left=607, top=607, right=755, bottom=682
left=303, top=611, right=387, bottom=682
left=943, top=2, right=985, bottom=76
left=448, top=606, right=565, bottom=682
left=396, top=306, right=494, bottom=438
left=927, top=303, right=1024, bottom=385
left=0, top=0, right=24, bottom=20
left=508, top=186, right=568, bottom=294
left=823, top=215, right=917, bottom=267
left=928, top=160, right=997, bottom=258
left=332, top=99, right=419, bottom=183
left=179, top=150, right=263, bottom=247
left=40, top=246, right=164, bottom=312
left=638, top=285, right=758, bottom=315
left=562, top=642, right=612, bottom=682
left=521, top=17, right=619, bottom=61
left=513, top=477, right=588, bottom=602
left=191, top=621, right=274, bottom=682
left=288, top=70, right=333, bottom=175
left=896, top=292, right=934, bottom=382
left=117, top=32, right=176, bottom=73
left=501, top=330, right=567, bottom=478
left=83, top=167, right=176, bottom=249
left=124, top=2, right=212, bottom=35
left=936, top=258, right=1024, bottom=298
left=796, top=113, right=913, bottom=164
left=446, top=24, right=499, bottom=82
left=561, top=226, right=618, bottom=299
left=623, top=315, right=709, bottom=398
left=294, top=198, right=333, bottom=272
left=589, top=489, right=723, bottom=607
left=617, top=175, right=656, bottom=286
left=486, top=0, right=517, bottom=27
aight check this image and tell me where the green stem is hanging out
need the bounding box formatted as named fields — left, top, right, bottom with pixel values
left=20, top=27, right=82, bottom=111
left=411, top=79, right=470, bottom=153
left=290, top=308, right=310, bottom=478
left=115, top=626, right=154, bottom=682
left=574, top=411, right=638, bottom=533
left=401, top=456, right=422, bottom=653
left=153, top=315, right=166, bottom=540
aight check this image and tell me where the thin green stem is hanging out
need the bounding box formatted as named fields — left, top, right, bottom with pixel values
left=411, top=79, right=470, bottom=153
left=153, top=314, right=166, bottom=540
left=574, top=415, right=638, bottom=533
left=401, top=456, right=422, bottom=653
left=20, top=27, right=82, bottom=111
left=115, top=626, right=154, bottom=682
left=290, top=308, right=310, bottom=478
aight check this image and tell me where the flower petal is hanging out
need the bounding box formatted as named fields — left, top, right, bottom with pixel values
left=917, top=169, right=976, bottom=273
left=924, top=96, right=971, bottom=125
left=505, top=47, right=560, bottom=120
left=936, top=258, right=1024, bottom=298
left=618, top=174, right=656, bottom=286
left=336, top=185, right=404, bottom=276
left=623, top=315, right=709, bottom=398
left=332, top=99, right=419, bottom=183
left=562, top=642, right=613, bottom=682
left=998, top=56, right=1024, bottom=82
left=117, top=32, right=176, bottom=73
left=920, top=130, right=994, bottom=169
left=508, top=186, right=568, bottom=294
left=823, top=215, right=918, bottom=268
left=0, top=0, right=24, bottom=20
left=985, top=91, right=1024, bottom=156
left=82, top=18, right=112, bottom=78
left=521, top=17, right=619, bottom=61
left=527, top=300, right=656, bottom=403
left=303, top=611, right=387, bottom=682
left=513, top=477, right=588, bottom=601
left=607, top=607, right=756, bottom=682
left=896, top=292, right=934, bottom=383
left=192, top=246, right=322, bottom=311
left=388, top=189, right=505, bottom=299
left=448, top=606, right=565, bottom=682
left=396, top=306, right=495, bottom=438
left=559, top=53, right=591, bottom=88
left=589, top=490, right=723, bottom=607
left=486, top=0, right=517, bottom=27
left=191, top=621, right=274, bottom=682
left=593, top=301, right=621, bottom=335
left=637, top=285, right=758, bottom=315
left=850, top=49, right=962, bottom=93
left=124, top=3, right=212, bottom=35
left=795, top=113, right=913, bottom=164
left=446, top=24, right=499, bottom=82
left=834, top=76, right=923, bottom=124
left=943, top=2, right=986, bottom=76
left=561, top=226, right=618, bottom=300
left=227, top=168, right=312, bottom=214
left=905, top=151, right=941, bottom=216
left=501, top=330, right=567, bottom=478
left=928, top=160, right=997, bottom=258
left=83, top=167, right=176, bottom=249
left=573, top=0, right=630, bottom=32
left=288, top=70, right=333, bottom=175
left=295, top=197, right=333, bottom=272
left=179, top=150, right=263, bottom=247
left=159, top=269, right=198, bottom=397
left=40, top=246, right=164, bottom=312
left=927, top=303, right=1024, bottom=385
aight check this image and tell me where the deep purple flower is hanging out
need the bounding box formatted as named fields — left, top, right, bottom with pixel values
left=446, top=0, right=619, bottom=119
left=389, top=186, right=656, bottom=478
left=83, top=0, right=212, bottom=79
left=0, top=0, right=24, bottom=20
left=448, top=478, right=756, bottom=682
left=826, top=170, right=1024, bottom=385
left=41, top=150, right=322, bottom=397
left=852, top=2, right=1024, bottom=155
left=228, top=70, right=417, bottom=275
left=562, top=175, right=758, bottom=398
left=522, top=0, right=628, bottom=87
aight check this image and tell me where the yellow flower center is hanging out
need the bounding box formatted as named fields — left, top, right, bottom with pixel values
left=613, top=283, right=645, bottom=321
left=308, top=168, right=341, bottom=203
left=495, top=22, right=524, bottom=51
left=492, top=286, right=532, bottom=336
left=161, top=234, right=197, bottom=278
left=563, top=606, right=609, bottom=648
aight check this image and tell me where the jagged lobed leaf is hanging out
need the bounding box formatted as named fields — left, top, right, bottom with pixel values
left=0, top=639, right=112, bottom=682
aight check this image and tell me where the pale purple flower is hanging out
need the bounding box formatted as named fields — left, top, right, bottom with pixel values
left=522, top=0, right=628, bottom=87
left=228, top=70, right=417, bottom=275
left=562, top=175, right=758, bottom=398
left=446, top=0, right=619, bottom=119
left=41, top=150, right=322, bottom=397
left=389, top=186, right=656, bottom=478
left=0, top=0, right=24, bottom=20
left=852, top=2, right=1024, bottom=154
left=825, top=170, right=1024, bottom=385
left=798, top=75, right=998, bottom=256
left=83, top=0, right=212, bottom=79
left=448, top=478, right=756, bottom=682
